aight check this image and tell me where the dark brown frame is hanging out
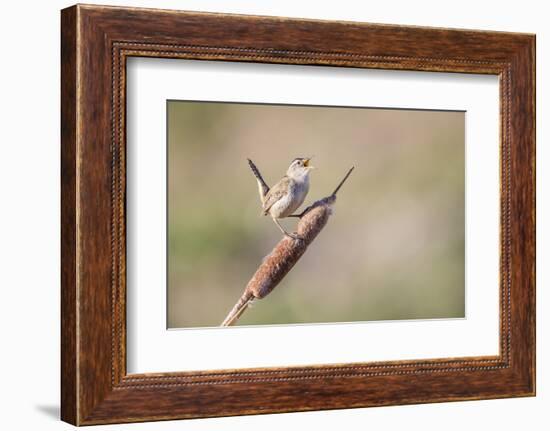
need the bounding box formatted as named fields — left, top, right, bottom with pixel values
left=61, top=4, right=535, bottom=426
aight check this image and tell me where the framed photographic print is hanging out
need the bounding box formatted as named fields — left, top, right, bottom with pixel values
left=61, top=4, right=535, bottom=425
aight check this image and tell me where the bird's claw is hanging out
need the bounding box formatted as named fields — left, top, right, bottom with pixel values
left=285, top=232, right=303, bottom=241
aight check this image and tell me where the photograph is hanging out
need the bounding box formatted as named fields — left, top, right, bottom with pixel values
left=167, top=100, right=466, bottom=328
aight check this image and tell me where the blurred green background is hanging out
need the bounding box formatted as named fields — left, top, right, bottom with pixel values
left=167, top=101, right=465, bottom=328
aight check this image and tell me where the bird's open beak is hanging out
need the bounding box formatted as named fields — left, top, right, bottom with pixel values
left=304, top=158, right=315, bottom=169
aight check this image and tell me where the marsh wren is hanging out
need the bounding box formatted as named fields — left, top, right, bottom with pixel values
left=260, top=157, right=314, bottom=239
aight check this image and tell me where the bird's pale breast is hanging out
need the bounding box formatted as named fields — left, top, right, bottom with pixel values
left=270, top=178, right=309, bottom=218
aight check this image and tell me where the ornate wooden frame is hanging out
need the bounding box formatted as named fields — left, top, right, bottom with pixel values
left=61, top=4, right=535, bottom=425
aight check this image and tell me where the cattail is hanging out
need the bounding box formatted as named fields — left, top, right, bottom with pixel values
left=221, top=167, right=354, bottom=326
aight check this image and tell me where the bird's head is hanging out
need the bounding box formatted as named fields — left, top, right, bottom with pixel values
left=286, top=157, right=314, bottom=180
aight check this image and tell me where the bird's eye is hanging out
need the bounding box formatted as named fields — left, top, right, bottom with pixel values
left=297, top=161, right=302, bottom=166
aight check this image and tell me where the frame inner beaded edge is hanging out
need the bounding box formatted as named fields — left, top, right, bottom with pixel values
left=110, top=41, right=512, bottom=388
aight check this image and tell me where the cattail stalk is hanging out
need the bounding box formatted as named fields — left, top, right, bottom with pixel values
left=221, top=167, right=354, bottom=327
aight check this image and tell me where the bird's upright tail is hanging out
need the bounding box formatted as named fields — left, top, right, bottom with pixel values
left=247, top=158, right=270, bottom=203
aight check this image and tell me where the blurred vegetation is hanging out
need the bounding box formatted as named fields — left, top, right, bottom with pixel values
left=167, top=101, right=465, bottom=328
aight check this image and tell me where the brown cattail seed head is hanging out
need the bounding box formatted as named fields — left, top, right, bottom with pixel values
left=247, top=196, right=336, bottom=299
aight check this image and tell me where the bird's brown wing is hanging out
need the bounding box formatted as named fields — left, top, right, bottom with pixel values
left=262, top=176, right=291, bottom=215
